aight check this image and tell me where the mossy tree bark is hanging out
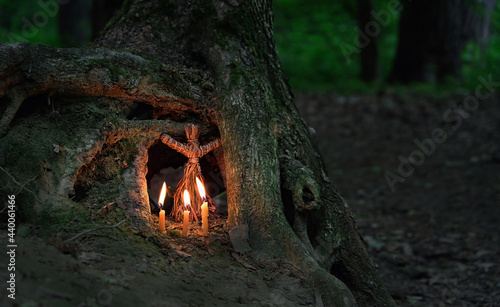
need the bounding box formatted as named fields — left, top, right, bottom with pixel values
left=0, top=0, right=394, bottom=305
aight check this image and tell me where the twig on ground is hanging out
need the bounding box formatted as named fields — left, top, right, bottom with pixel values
left=15, top=174, right=38, bottom=195
left=37, top=286, right=74, bottom=300
left=63, top=219, right=127, bottom=244
left=0, top=166, right=41, bottom=203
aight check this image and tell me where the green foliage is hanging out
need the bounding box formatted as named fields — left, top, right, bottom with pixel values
left=273, top=0, right=357, bottom=92
left=274, top=0, right=500, bottom=94
left=0, top=0, right=499, bottom=94
left=0, top=0, right=61, bottom=46
left=273, top=0, right=400, bottom=93
left=462, top=1, right=500, bottom=89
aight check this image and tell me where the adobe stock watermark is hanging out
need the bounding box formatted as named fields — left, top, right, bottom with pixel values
left=339, top=0, right=405, bottom=64
left=6, top=0, right=71, bottom=42
left=384, top=74, right=499, bottom=192
left=6, top=195, right=17, bottom=300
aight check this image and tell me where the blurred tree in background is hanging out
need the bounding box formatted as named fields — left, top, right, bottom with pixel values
left=274, top=0, right=500, bottom=92
left=1, top=0, right=498, bottom=92
left=0, top=0, right=64, bottom=46
left=58, top=0, right=91, bottom=47
left=358, top=0, right=379, bottom=83
left=388, top=0, right=497, bottom=84
left=90, top=0, right=123, bottom=40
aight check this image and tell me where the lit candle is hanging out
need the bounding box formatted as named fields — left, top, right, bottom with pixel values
left=196, top=177, right=209, bottom=236
left=158, top=182, right=167, bottom=232
left=182, top=190, right=190, bottom=236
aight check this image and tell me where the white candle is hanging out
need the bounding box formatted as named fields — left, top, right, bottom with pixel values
left=159, top=210, right=165, bottom=232
left=201, top=202, right=208, bottom=236
left=158, top=182, right=167, bottom=232
left=182, top=190, right=190, bottom=236
left=196, top=177, right=209, bottom=236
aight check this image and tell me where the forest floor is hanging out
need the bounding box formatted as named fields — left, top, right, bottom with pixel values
left=296, top=91, right=500, bottom=306
left=0, top=91, right=499, bottom=307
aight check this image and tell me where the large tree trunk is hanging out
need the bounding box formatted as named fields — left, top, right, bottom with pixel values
left=0, top=0, right=394, bottom=305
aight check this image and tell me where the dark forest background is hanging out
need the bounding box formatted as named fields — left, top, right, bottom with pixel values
left=2, top=1, right=500, bottom=305
left=1, top=0, right=499, bottom=93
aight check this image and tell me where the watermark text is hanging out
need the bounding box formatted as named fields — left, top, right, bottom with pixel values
left=6, top=194, right=16, bottom=300
left=384, top=74, right=499, bottom=192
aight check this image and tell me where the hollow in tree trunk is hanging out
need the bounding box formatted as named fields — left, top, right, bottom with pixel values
left=0, top=1, right=394, bottom=305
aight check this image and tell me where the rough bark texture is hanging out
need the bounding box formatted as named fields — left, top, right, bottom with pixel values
left=0, top=0, right=394, bottom=305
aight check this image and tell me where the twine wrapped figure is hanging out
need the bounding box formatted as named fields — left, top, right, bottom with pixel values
left=161, top=124, right=221, bottom=222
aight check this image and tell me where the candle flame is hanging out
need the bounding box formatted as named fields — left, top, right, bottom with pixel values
left=158, top=182, right=167, bottom=209
left=183, top=190, right=191, bottom=210
left=195, top=177, right=206, bottom=201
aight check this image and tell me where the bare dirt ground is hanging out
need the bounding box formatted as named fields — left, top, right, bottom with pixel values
left=1, top=213, right=318, bottom=307
left=296, top=92, right=500, bottom=306
left=1, top=92, right=498, bottom=307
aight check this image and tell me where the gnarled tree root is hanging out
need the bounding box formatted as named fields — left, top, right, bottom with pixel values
left=0, top=42, right=211, bottom=135
left=279, top=157, right=394, bottom=306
